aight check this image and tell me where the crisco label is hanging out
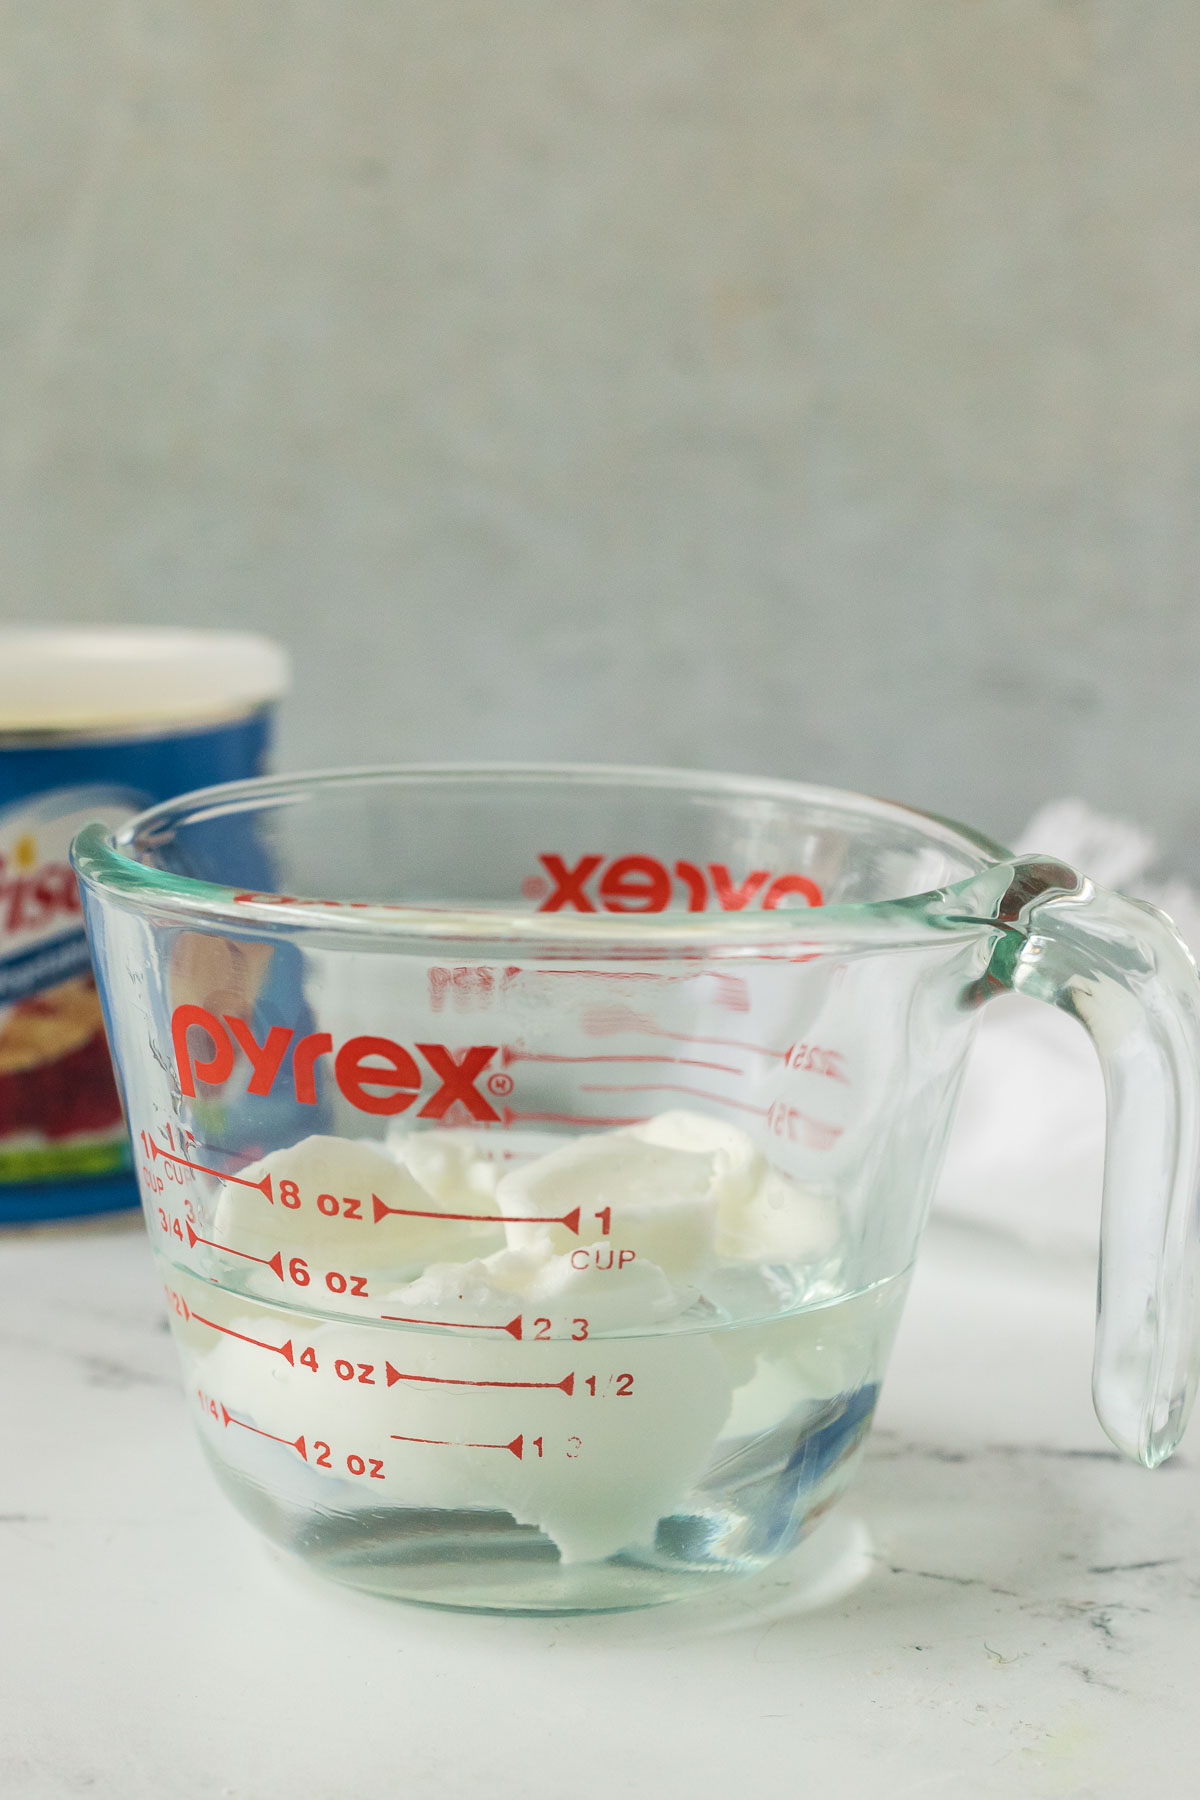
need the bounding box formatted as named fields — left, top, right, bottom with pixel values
left=0, top=785, right=143, bottom=1181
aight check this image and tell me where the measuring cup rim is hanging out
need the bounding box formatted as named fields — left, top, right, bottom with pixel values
left=70, top=760, right=1013, bottom=948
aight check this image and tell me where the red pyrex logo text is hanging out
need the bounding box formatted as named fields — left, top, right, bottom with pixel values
left=171, top=1005, right=501, bottom=1121
left=525, top=855, right=823, bottom=913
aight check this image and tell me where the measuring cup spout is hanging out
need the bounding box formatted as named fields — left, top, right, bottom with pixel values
left=944, top=855, right=1200, bottom=1468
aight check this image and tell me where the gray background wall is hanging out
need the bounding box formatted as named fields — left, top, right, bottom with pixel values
left=3, top=3, right=1199, bottom=864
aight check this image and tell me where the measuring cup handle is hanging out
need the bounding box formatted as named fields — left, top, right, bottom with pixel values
left=960, top=856, right=1200, bottom=1467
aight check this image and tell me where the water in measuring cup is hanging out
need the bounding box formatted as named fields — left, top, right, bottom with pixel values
left=149, top=1116, right=908, bottom=1612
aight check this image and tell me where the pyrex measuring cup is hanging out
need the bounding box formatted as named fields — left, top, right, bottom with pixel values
left=73, top=766, right=1200, bottom=1613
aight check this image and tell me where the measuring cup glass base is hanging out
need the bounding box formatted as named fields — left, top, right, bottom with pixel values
left=163, top=1240, right=897, bottom=1611
left=199, top=1419, right=875, bottom=1616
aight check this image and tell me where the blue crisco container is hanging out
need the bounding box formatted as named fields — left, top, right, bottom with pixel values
left=0, top=626, right=289, bottom=1225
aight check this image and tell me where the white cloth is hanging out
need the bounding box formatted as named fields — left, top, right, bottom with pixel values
left=933, top=800, right=1200, bottom=1258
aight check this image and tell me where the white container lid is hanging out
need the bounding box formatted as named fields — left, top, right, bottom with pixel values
left=0, top=626, right=290, bottom=734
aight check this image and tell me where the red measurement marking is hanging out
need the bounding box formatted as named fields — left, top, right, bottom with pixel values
left=390, top=1431, right=526, bottom=1459
left=501, top=1048, right=744, bottom=1076
left=372, top=1193, right=581, bottom=1235
left=150, top=1136, right=274, bottom=1200
left=578, top=1004, right=786, bottom=1059
left=577, top=1082, right=769, bottom=1118
left=185, top=1220, right=284, bottom=1279
left=191, top=1313, right=295, bottom=1364
left=767, top=1102, right=844, bottom=1148
left=533, top=970, right=753, bottom=1011
left=805, top=1119, right=842, bottom=1148
left=380, top=1311, right=524, bottom=1340
left=219, top=1403, right=307, bottom=1459
left=534, top=970, right=676, bottom=981
left=503, top=1108, right=649, bottom=1128
left=385, top=1362, right=574, bottom=1395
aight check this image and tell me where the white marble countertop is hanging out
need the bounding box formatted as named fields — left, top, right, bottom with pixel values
left=2, top=1210, right=1197, bottom=1800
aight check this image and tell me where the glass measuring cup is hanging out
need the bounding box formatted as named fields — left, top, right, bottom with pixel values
left=73, top=765, right=1200, bottom=1613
